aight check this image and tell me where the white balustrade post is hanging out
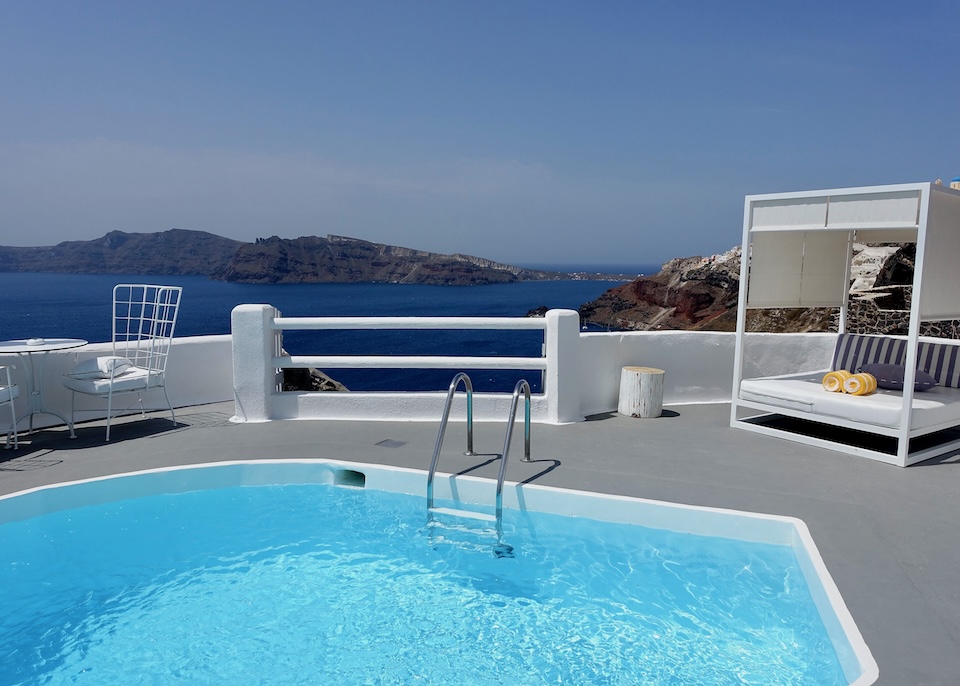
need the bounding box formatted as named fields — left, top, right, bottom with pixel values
left=231, top=304, right=279, bottom=422
left=544, top=309, right=583, bottom=424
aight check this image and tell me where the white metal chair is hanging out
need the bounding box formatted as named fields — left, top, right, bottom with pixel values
left=64, top=284, right=182, bottom=441
left=1, top=365, right=19, bottom=449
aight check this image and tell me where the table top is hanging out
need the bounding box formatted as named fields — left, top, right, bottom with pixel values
left=0, top=338, right=88, bottom=354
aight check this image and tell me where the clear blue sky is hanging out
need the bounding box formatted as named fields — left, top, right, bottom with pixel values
left=1, top=1, right=957, bottom=266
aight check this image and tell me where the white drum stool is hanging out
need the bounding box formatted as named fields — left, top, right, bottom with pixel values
left=617, top=366, right=664, bottom=418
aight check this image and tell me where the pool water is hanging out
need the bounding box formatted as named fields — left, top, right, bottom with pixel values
left=0, top=481, right=847, bottom=685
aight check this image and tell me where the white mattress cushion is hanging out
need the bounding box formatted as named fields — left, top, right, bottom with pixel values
left=63, top=367, right=162, bottom=395
left=739, top=370, right=960, bottom=430
left=0, top=384, right=19, bottom=403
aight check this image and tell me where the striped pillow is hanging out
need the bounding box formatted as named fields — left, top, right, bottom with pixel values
left=917, top=341, right=960, bottom=389
left=832, top=334, right=906, bottom=374
left=833, top=334, right=960, bottom=389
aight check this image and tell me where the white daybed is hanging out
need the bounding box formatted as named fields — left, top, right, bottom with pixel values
left=730, top=183, right=960, bottom=466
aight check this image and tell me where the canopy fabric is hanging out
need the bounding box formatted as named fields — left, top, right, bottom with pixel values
left=746, top=231, right=849, bottom=308
left=742, top=183, right=960, bottom=320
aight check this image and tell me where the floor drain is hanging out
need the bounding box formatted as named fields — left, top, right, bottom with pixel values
left=376, top=439, right=406, bottom=448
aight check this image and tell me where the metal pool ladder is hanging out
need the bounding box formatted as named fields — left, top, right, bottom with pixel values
left=426, top=373, right=531, bottom=531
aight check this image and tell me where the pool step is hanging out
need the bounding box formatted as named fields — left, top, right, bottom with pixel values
left=428, top=506, right=497, bottom=523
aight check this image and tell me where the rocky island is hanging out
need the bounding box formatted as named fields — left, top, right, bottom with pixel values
left=0, top=230, right=624, bottom=286
left=210, top=234, right=564, bottom=285
left=0, top=229, right=243, bottom=276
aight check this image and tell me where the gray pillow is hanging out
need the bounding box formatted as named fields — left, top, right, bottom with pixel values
left=858, top=363, right=937, bottom=392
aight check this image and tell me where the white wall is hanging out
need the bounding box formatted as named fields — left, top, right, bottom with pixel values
left=2, top=328, right=840, bottom=432
left=577, top=331, right=836, bottom=417
left=2, top=335, right=234, bottom=431
left=264, top=328, right=836, bottom=422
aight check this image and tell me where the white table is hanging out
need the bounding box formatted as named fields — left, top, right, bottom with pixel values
left=0, top=338, right=88, bottom=439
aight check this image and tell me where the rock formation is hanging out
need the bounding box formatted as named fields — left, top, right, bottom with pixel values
left=845, top=244, right=960, bottom=338
left=282, top=366, right=349, bottom=392
left=210, top=234, right=562, bottom=285
left=0, top=229, right=243, bottom=275
left=578, top=248, right=742, bottom=331
left=0, top=230, right=587, bottom=286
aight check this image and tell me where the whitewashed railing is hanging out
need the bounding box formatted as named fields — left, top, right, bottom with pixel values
left=276, top=316, right=548, bottom=372
left=230, top=305, right=582, bottom=424
left=0, top=322, right=836, bottom=432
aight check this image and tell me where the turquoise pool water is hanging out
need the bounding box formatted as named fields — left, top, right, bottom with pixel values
left=0, top=471, right=849, bottom=685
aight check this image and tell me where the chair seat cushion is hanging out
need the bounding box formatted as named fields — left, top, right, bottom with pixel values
left=63, top=367, right=161, bottom=395
left=68, top=356, right=134, bottom=379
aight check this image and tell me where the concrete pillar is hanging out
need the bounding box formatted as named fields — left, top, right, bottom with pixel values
left=231, top=304, right=279, bottom=422
left=544, top=309, right=583, bottom=424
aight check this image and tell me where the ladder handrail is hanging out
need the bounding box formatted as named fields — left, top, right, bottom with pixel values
left=495, top=379, right=531, bottom=522
left=426, top=372, right=475, bottom=510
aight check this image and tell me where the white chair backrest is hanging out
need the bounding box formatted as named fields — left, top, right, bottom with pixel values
left=112, top=284, right=183, bottom=375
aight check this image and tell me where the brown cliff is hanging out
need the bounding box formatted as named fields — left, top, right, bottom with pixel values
left=579, top=249, right=742, bottom=331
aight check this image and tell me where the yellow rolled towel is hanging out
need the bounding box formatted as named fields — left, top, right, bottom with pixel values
left=822, top=370, right=852, bottom=393
left=843, top=372, right=877, bottom=396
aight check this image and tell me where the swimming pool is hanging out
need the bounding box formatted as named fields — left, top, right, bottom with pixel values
left=0, top=460, right=877, bottom=685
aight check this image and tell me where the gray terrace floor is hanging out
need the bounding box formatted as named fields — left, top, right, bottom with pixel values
left=2, top=401, right=959, bottom=685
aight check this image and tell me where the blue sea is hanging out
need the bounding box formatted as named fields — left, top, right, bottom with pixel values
left=0, top=271, right=651, bottom=392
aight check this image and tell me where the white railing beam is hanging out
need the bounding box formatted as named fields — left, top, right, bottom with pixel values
left=273, top=316, right=546, bottom=331
left=275, top=355, right=548, bottom=370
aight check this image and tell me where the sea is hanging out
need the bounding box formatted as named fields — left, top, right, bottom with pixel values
left=0, top=269, right=657, bottom=393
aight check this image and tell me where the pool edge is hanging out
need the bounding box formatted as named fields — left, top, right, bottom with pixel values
left=0, top=458, right=879, bottom=685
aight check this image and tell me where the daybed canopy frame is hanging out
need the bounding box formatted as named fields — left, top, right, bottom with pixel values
left=731, top=182, right=960, bottom=467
